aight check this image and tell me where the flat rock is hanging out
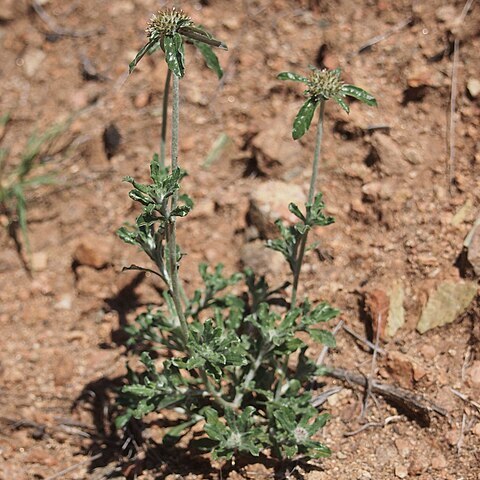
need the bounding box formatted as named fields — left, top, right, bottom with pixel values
left=387, top=281, right=405, bottom=337
left=467, top=78, right=480, bottom=98
left=251, top=116, right=305, bottom=176
left=386, top=351, right=416, bottom=389
left=248, top=180, right=305, bottom=238
left=466, top=220, right=480, bottom=275
left=416, top=280, right=477, bottom=333
left=431, top=453, right=448, bottom=470
left=366, top=132, right=408, bottom=176
left=240, top=240, right=287, bottom=280
left=364, top=281, right=405, bottom=339
left=394, top=464, right=408, bottom=479
left=466, top=360, right=480, bottom=389
left=73, top=235, right=111, bottom=269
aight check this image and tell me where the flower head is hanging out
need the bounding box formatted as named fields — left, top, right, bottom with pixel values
left=278, top=67, right=377, bottom=139
left=129, top=8, right=227, bottom=78
left=305, top=68, right=343, bottom=101
left=146, top=8, right=193, bottom=40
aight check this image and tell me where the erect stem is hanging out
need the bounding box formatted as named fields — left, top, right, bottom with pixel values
left=166, top=73, right=188, bottom=342
left=160, top=69, right=172, bottom=168
left=200, top=370, right=237, bottom=410
left=233, top=346, right=267, bottom=408
left=290, top=100, right=325, bottom=308
left=307, top=100, right=325, bottom=205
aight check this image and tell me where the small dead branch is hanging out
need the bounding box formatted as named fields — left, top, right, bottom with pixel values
left=447, top=37, right=460, bottom=192
left=0, top=415, right=94, bottom=439
left=344, top=414, right=402, bottom=437
left=447, top=0, right=475, bottom=192
left=456, top=413, right=467, bottom=454
left=356, top=17, right=413, bottom=54
left=450, top=388, right=480, bottom=413
left=311, top=386, right=343, bottom=408
left=342, top=324, right=386, bottom=355
left=31, top=0, right=104, bottom=38
left=44, top=453, right=103, bottom=480
left=325, top=367, right=448, bottom=427
left=461, top=346, right=472, bottom=382
left=361, top=313, right=382, bottom=418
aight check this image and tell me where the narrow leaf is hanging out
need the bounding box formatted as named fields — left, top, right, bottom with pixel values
left=150, top=153, right=161, bottom=183
left=163, top=34, right=185, bottom=78
left=129, top=41, right=156, bottom=74
left=288, top=202, right=306, bottom=222
left=335, top=96, right=350, bottom=113
left=277, top=72, right=308, bottom=83
left=163, top=417, right=201, bottom=446
left=341, top=85, right=377, bottom=106
left=115, top=412, right=132, bottom=429
left=180, top=27, right=228, bottom=50
left=123, top=264, right=164, bottom=279
left=292, top=98, right=319, bottom=140
left=193, top=40, right=223, bottom=79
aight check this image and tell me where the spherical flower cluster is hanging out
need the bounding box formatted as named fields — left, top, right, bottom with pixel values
left=146, top=7, right=193, bottom=40
left=293, top=426, right=309, bottom=443
left=305, top=68, right=344, bottom=101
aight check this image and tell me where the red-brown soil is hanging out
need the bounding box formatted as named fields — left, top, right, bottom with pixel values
left=0, top=0, right=479, bottom=479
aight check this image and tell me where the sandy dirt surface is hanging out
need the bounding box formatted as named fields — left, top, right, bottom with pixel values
left=0, top=0, right=479, bottom=478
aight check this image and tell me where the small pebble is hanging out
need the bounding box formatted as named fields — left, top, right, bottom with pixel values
left=467, top=78, right=480, bottom=98
left=431, top=453, right=448, bottom=470
left=395, top=465, right=408, bottom=479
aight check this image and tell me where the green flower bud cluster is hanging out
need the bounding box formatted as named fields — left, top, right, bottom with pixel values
left=146, top=8, right=193, bottom=40
left=305, top=68, right=344, bottom=101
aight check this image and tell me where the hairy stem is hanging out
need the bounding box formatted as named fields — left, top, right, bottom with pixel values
left=160, top=69, right=172, bottom=168
left=166, top=73, right=188, bottom=342
left=307, top=101, right=325, bottom=205
left=233, top=346, right=266, bottom=407
left=199, top=370, right=236, bottom=411
left=290, top=101, right=325, bottom=308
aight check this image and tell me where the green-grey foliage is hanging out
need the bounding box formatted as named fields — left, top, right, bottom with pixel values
left=116, top=153, right=338, bottom=460
left=116, top=11, right=379, bottom=464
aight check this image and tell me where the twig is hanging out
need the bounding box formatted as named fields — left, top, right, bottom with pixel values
left=456, top=413, right=467, bottom=454
left=356, top=17, right=413, bottom=54
left=342, top=324, right=386, bottom=355
left=447, top=37, right=459, bottom=192
left=361, top=313, right=382, bottom=418
left=316, top=319, right=344, bottom=365
left=344, top=415, right=402, bottom=437
left=44, top=453, right=102, bottom=480
left=31, top=0, right=104, bottom=38
left=447, top=0, right=475, bottom=192
left=311, top=386, right=343, bottom=408
left=325, top=367, right=448, bottom=427
left=449, top=388, right=480, bottom=412
left=461, top=346, right=472, bottom=382
left=459, top=0, right=475, bottom=22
